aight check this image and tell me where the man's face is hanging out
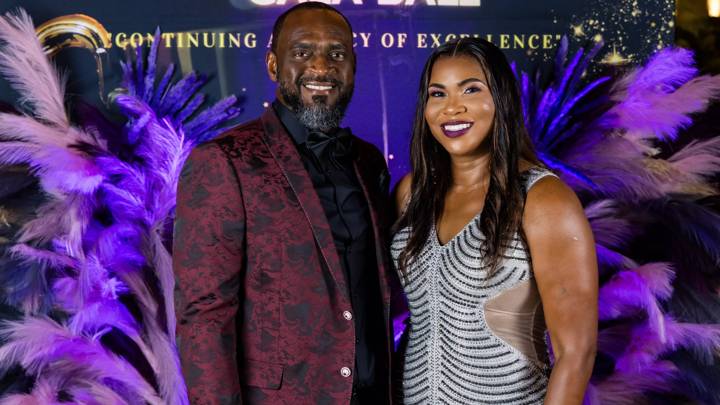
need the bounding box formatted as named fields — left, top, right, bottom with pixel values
left=266, top=9, right=355, bottom=132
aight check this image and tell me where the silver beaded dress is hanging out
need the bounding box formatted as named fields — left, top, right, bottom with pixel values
left=391, top=168, right=556, bottom=405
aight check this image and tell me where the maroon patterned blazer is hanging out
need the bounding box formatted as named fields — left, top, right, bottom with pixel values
left=173, top=108, right=400, bottom=404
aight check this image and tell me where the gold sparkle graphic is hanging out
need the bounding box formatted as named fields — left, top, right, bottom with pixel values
left=560, top=0, right=673, bottom=73
left=571, top=23, right=586, bottom=37
left=525, top=0, right=673, bottom=70
left=601, top=44, right=632, bottom=65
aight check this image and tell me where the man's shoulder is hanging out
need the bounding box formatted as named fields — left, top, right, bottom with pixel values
left=214, top=116, right=265, bottom=144
left=351, top=134, right=384, bottom=163
left=193, top=116, right=266, bottom=157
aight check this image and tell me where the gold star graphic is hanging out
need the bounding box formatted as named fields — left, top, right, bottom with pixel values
left=571, top=23, right=585, bottom=37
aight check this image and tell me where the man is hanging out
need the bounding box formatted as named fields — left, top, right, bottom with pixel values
left=173, top=3, right=399, bottom=404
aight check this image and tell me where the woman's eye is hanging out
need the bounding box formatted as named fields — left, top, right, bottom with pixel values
left=464, top=86, right=480, bottom=94
left=429, top=90, right=445, bottom=97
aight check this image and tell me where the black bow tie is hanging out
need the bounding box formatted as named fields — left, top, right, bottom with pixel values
left=305, top=128, right=354, bottom=171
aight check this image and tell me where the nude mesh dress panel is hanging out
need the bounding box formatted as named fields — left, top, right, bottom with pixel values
left=391, top=168, right=556, bottom=405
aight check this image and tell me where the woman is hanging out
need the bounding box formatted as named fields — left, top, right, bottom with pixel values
left=391, top=38, right=598, bottom=404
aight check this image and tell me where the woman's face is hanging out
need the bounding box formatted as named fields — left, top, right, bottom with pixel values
left=424, top=55, right=495, bottom=159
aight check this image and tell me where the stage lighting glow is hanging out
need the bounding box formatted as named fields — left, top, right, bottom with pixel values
left=709, top=0, right=720, bottom=17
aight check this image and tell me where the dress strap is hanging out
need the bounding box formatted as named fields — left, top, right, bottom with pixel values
left=522, top=167, right=557, bottom=193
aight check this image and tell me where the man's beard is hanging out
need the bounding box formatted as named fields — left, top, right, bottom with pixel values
left=279, top=76, right=353, bottom=132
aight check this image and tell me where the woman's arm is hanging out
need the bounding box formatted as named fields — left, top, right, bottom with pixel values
left=522, top=176, right=598, bottom=405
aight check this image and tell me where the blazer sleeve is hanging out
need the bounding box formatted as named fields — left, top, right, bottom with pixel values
left=173, top=141, right=245, bottom=405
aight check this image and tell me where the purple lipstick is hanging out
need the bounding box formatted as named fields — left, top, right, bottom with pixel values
left=441, top=121, right=473, bottom=138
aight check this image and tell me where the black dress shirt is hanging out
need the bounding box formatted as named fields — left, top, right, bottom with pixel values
left=273, top=101, right=386, bottom=394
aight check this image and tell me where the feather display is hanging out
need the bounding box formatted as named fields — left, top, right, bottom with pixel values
left=0, top=9, right=239, bottom=404
left=0, top=9, right=67, bottom=128
left=521, top=38, right=720, bottom=403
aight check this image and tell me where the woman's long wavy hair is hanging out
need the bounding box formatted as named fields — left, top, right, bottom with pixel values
left=396, top=37, right=541, bottom=275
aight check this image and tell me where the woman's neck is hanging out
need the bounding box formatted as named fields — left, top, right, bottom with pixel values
left=449, top=152, right=492, bottom=192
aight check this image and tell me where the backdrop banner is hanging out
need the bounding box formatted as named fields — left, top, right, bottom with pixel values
left=0, top=0, right=674, bottom=182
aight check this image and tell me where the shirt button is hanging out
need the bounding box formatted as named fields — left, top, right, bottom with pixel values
left=343, top=311, right=353, bottom=320
left=340, top=367, right=352, bottom=378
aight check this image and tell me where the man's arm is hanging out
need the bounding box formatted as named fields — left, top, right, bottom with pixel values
left=174, top=142, right=245, bottom=405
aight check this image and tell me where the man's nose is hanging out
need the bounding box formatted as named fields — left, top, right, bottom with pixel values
left=308, top=54, right=331, bottom=75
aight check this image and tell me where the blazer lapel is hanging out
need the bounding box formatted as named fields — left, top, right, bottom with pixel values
left=352, top=155, right=392, bottom=309
left=259, top=108, right=348, bottom=297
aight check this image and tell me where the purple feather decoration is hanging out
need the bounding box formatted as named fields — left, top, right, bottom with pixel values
left=521, top=37, right=720, bottom=402
left=0, top=9, right=239, bottom=404
left=584, top=361, right=677, bottom=405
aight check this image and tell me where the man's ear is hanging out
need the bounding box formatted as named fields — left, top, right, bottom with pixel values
left=266, top=51, right=278, bottom=82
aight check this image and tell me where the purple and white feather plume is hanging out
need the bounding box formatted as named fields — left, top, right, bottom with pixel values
left=0, top=9, right=239, bottom=404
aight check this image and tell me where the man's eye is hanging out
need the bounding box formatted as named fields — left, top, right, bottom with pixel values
left=330, top=51, right=346, bottom=60
left=293, top=50, right=310, bottom=58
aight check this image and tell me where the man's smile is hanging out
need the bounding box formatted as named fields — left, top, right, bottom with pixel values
left=303, top=82, right=335, bottom=91
left=299, top=79, right=340, bottom=98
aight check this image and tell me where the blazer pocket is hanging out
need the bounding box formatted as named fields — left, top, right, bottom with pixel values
left=242, top=359, right=284, bottom=390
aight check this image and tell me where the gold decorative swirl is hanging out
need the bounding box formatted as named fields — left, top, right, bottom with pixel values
left=35, top=14, right=111, bottom=101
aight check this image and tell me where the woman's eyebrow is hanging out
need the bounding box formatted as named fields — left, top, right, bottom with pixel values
left=458, top=77, right=485, bottom=86
left=428, top=78, right=486, bottom=89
